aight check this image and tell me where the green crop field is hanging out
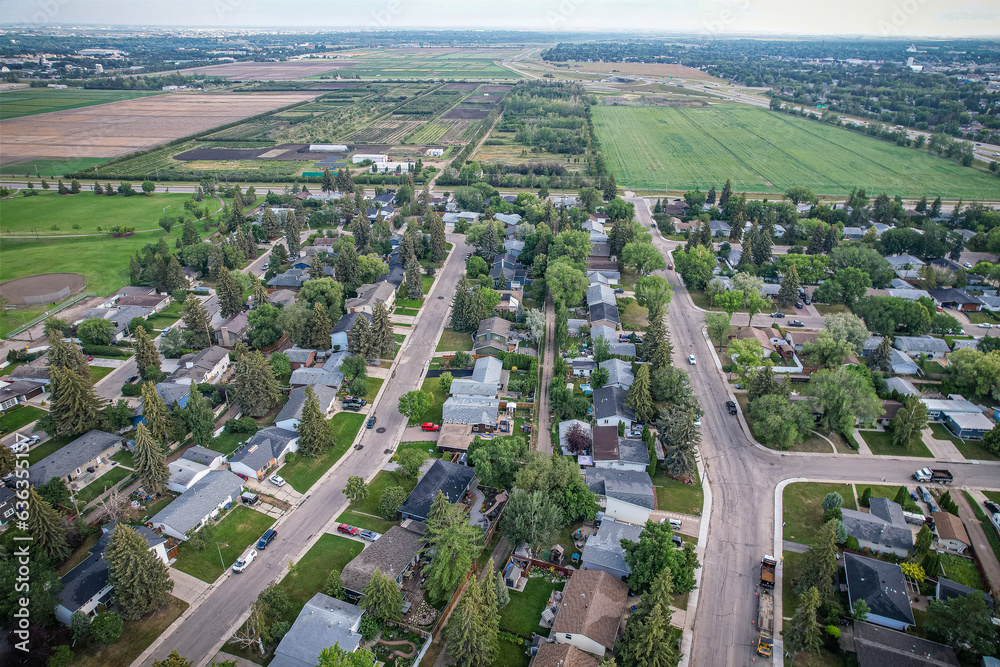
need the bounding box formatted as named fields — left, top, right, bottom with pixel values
left=0, top=191, right=196, bottom=236
left=404, top=122, right=450, bottom=144
left=593, top=104, right=1000, bottom=198
left=314, top=52, right=521, bottom=80
left=0, top=88, right=161, bottom=120
left=0, top=158, right=112, bottom=178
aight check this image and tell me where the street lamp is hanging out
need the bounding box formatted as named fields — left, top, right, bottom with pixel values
left=216, top=542, right=229, bottom=571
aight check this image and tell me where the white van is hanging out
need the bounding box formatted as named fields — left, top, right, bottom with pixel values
left=232, top=548, right=257, bottom=573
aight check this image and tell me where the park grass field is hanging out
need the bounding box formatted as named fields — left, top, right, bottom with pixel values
left=0, top=87, right=162, bottom=120
left=592, top=104, right=1000, bottom=198
left=313, top=49, right=521, bottom=80
left=0, top=190, right=195, bottom=236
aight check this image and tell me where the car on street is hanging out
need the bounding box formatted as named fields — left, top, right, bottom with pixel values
left=668, top=264, right=674, bottom=270
left=984, top=500, right=1000, bottom=515
left=126, top=375, right=139, bottom=383
left=268, top=474, right=286, bottom=487
left=21, top=435, right=40, bottom=445
left=979, top=323, right=993, bottom=329
left=338, top=523, right=360, bottom=536
left=688, top=354, right=696, bottom=365
left=788, top=320, right=804, bottom=327
left=803, top=297, right=811, bottom=305
left=232, top=548, right=257, bottom=573
left=993, top=513, right=1000, bottom=531
left=256, top=529, right=277, bottom=550
left=360, top=530, right=381, bottom=542
left=770, top=312, right=785, bottom=318
left=86, top=355, right=94, bottom=361
left=964, top=262, right=973, bottom=269
left=367, top=416, right=377, bottom=429
left=8, top=442, right=28, bottom=454
left=726, top=400, right=737, bottom=414
left=694, top=417, right=702, bottom=427
left=421, top=423, right=440, bottom=431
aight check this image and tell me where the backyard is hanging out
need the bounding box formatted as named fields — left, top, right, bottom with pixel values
left=782, top=482, right=857, bottom=547
left=74, top=466, right=132, bottom=505
left=499, top=576, right=565, bottom=637
left=419, top=376, right=448, bottom=425
left=937, top=553, right=986, bottom=590
left=172, top=506, right=276, bottom=582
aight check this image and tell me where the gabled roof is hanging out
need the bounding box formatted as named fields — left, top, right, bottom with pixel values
left=270, top=594, right=364, bottom=667
left=275, top=386, right=337, bottom=425
left=398, top=460, right=476, bottom=522
left=331, top=311, right=372, bottom=335
left=171, top=346, right=229, bottom=382
left=585, top=468, right=655, bottom=509
left=592, top=425, right=622, bottom=462
left=589, top=302, right=620, bottom=325
left=926, top=288, right=983, bottom=306
left=842, top=502, right=913, bottom=552
left=551, top=570, right=628, bottom=650
left=581, top=519, right=642, bottom=575
left=150, top=470, right=244, bottom=536
left=599, top=358, right=634, bottom=389
left=442, top=396, right=500, bottom=425
left=471, top=356, right=503, bottom=384
left=930, top=511, right=969, bottom=545
left=289, top=367, right=343, bottom=388
left=844, top=553, right=914, bottom=627
left=449, top=379, right=498, bottom=397
left=268, top=289, right=298, bottom=307
left=155, top=382, right=191, bottom=406
left=592, top=386, right=635, bottom=422
left=531, top=643, right=599, bottom=667
left=884, top=254, right=925, bottom=267
left=340, top=522, right=427, bottom=594
left=230, top=427, right=299, bottom=471
left=893, top=336, right=950, bottom=353
left=852, top=620, right=958, bottom=667
left=587, top=284, right=616, bottom=307
left=28, top=430, right=121, bottom=486
left=936, top=578, right=994, bottom=613
left=284, top=348, right=316, bottom=363
left=617, top=438, right=650, bottom=466
left=609, top=342, right=636, bottom=358
left=181, top=445, right=222, bottom=466
left=349, top=281, right=396, bottom=308
left=590, top=324, right=616, bottom=343
left=477, top=317, right=511, bottom=337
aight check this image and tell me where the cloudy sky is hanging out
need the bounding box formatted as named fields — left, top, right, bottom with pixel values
left=5, top=0, right=1000, bottom=36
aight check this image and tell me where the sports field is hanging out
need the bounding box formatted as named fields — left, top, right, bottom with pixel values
left=0, top=88, right=162, bottom=120
left=0, top=191, right=197, bottom=236
left=593, top=104, right=1000, bottom=198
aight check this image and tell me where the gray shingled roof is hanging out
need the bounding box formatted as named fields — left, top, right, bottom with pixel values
left=590, top=324, right=616, bottom=343
left=442, top=396, right=500, bottom=425
left=399, top=460, right=476, bottom=522
left=155, top=382, right=191, bottom=406
left=150, top=470, right=244, bottom=537
left=589, top=302, right=620, bottom=325
left=58, top=525, right=165, bottom=611
left=587, top=284, right=616, bottom=307
left=275, top=385, right=337, bottom=425
left=842, top=500, right=913, bottom=553
left=599, top=359, right=634, bottom=389
left=844, top=553, right=914, bottom=627
left=936, top=578, right=994, bottom=613
left=449, top=379, right=498, bottom=397
left=270, top=594, right=364, bottom=667
left=331, top=311, right=371, bottom=335
left=284, top=348, right=316, bottom=364
left=592, top=386, right=635, bottom=422
left=894, top=336, right=950, bottom=353
left=471, top=356, right=503, bottom=384
left=28, top=430, right=122, bottom=486
left=229, top=427, right=299, bottom=472
left=181, top=446, right=221, bottom=466
left=581, top=519, right=642, bottom=575
left=617, top=438, right=650, bottom=466
left=340, top=522, right=426, bottom=595
left=585, top=468, right=655, bottom=509
left=853, top=620, right=958, bottom=667
left=476, top=317, right=511, bottom=338
left=289, top=367, right=343, bottom=388
left=609, top=342, right=636, bottom=357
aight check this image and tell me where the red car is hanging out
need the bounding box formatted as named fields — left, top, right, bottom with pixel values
left=337, top=523, right=360, bottom=536
left=421, top=423, right=440, bottom=432
left=234, top=472, right=249, bottom=481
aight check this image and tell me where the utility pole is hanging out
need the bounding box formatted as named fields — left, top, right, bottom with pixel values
left=216, top=542, right=229, bottom=571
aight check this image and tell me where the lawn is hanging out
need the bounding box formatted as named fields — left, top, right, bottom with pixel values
left=73, top=466, right=132, bottom=505
left=396, top=298, right=424, bottom=309
left=362, top=376, right=385, bottom=403
left=89, top=365, right=114, bottom=383
left=0, top=157, right=111, bottom=177
left=984, top=490, right=1000, bottom=505
left=27, top=434, right=74, bottom=464
left=112, top=448, right=136, bottom=467
left=207, top=431, right=246, bottom=455
left=419, top=376, right=448, bottom=425
left=278, top=412, right=365, bottom=492
left=781, top=550, right=807, bottom=617
left=422, top=274, right=435, bottom=293
left=143, top=301, right=185, bottom=330
left=0, top=190, right=197, bottom=236
left=74, top=597, right=188, bottom=667
left=435, top=327, right=473, bottom=352
left=857, top=429, right=933, bottom=458
left=858, top=484, right=921, bottom=512
left=346, top=469, right=418, bottom=520
left=0, top=404, right=45, bottom=434
left=490, top=640, right=531, bottom=667
left=593, top=104, right=1000, bottom=198
left=963, top=490, right=1000, bottom=565
left=783, top=482, right=857, bottom=547
left=335, top=510, right=397, bottom=534
left=0, top=87, right=162, bottom=121
left=929, top=423, right=1000, bottom=461
left=499, top=577, right=565, bottom=637
left=938, top=553, right=986, bottom=590
left=650, top=471, right=704, bottom=516
left=277, top=532, right=362, bottom=619
left=173, top=506, right=276, bottom=582
left=394, top=307, right=420, bottom=317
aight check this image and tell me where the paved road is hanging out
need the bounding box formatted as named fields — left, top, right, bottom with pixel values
left=142, top=233, right=472, bottom=665
left=627, top=195, right=1000, bottom=666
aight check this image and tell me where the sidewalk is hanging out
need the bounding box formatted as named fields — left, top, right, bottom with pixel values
left=851, top=428, right=875, bottom=456
left=920, top=428, right=965, bottom=461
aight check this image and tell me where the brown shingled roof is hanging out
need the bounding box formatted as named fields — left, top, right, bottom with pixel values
left=931, top=512, right=970, bottom=546
left=531, top=643, right=599, bottom=667
left=551, top=570, right=628, bottom=651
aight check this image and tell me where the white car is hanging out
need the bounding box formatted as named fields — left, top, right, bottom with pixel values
left=232, top=548, right=257, bottom=573
left=694, top=417, right=702, bottom=427
left=979, top=323, right=993, bottom=329
left=8, top=442, right=28, bottom=454
left=992, top=512, right=1000, bottom=531
left=963, top=262, right=972, bottom=269
left=688, top=354, right=696, bottom=365
left=268, top=474, right=286, bottom=487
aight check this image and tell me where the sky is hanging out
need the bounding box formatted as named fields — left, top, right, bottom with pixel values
left=3, top=0, right=1000, bottom=37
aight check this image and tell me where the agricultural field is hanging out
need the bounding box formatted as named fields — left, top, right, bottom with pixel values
left=177, top=61, right=359, bottom=79
left=0, top=87, right=162, bottom=120
left=0, top=157, right=111, bottom=178
left=312, top=48, right=522, bottom=79
left=593, top=103, right=1000, bottom=198
left=548, top=60, right=721, bottom=81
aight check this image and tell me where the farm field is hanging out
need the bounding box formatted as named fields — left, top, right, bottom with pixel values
left=547, top=61, right=721, bottom=81
left=177, top=60, right=360, bottom=79
left=0, top=91, right=318, bottom=160
left=592, top=104, right=1000, bottom=198
left=0, top=87, right=163, bottom=120
left=311, top=49, right=522, bottom=79
left=0, top=157, right=111, bottom=178
left=0, top=191, right=196, bottom=236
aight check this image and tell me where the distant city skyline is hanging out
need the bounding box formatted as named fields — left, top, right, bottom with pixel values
left=3, top=0, right=999, bottom=37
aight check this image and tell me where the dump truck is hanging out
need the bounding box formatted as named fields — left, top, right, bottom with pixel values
left=760, top=555, right=776, bottom=589
left=912, top=468, right=953, bottom=484
left=757, top=589, right=774, bottom=657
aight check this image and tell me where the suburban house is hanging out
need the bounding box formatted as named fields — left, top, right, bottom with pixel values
left=168, top=445, right=224, bottom=494
left=5, top=357, right=50, bottom=384
left=558, top=419, right=592, bottom=456
left=586, top=284, right=616, bottom=308
left=529, top=643, right=599, bottom=667
left=931, top=512, right=970, bottom=553
left=496, top=290, right=521, bottom=315
left=228, top=427, right=300, bottom=481
left=169, top=346, right=230, bottom=385
left=450, top=356, right=502, bottom=397
left=28, top=429, right=123, bottom=489
left=887, top=348, right=920, bottom=375
left=709, top=220, right=731, bottom=237
left=884, top=377, right=920, bottom=397
left=275, top=385, right=337, bottom=431
left=213, top=312, right=249, bottom=347
left=0, top=379, right=46, bottom=410
left=54, top=523, right=168, bottom=626
left=442, top=395, right=501, bottom=431
left=155, top=382, right=193, bottom=409
left=599, top=359, right=634, bottom=390
left=893, top=336, right=950, bottom=359
left=592, top=386, right=635, bottom=428
left=585, top=468, right=655, bottom=525
left=589, top=242, right=612, bottom=258
left=920, top=397, right=994, bottom=439
left=268, top=268, right=311, bottom=290
left=591, top=425, right=650, bottom=472
left=289, top=365, right=344, bottom=389
left=330, top=312, right=372, bottom=351
left=589, top=324, right=617, bottom=345
left=587, top=269, right=620, bottom=285
left=270, top=594, right=364, bottom=667
left=842, top=226, right=865, bottom=240
left=935, top=578, right=994, bottom=613
left=841, top=498, right=913, bottom=556
left=345, top=281, right=396, bottom=315
left=398, top=459, right=476, bottom=522
left=609, top=341, right=636, bottom=358
left=884, top=254, right=925, bottom=270
left=551, top=570, right=628, bottom=658
left=340, top=521, right=427, bottom=597
left=490, top=259, right=529, bottom=291
left=926, top=287, right=984, bottom=312
left=149, top=470, right=245, bottom=541
left=0, top=486, right=17, bottom=527
left=848, top=621, right=958, bottom=667
left=503, top=239, right=526, bottom=258
left=473, top=317, right=512, bottom=356
left=581, top=518, right=642, bottom=580
left=784, top=330, right=820, bottom=354
left=572, top=358, right=597, bottom=377
left=588, top=302, right=620, bottom=329
left=268, top=289, right=297, bottom=308
left=284, top=348, right=317, bottom=369
left=843, top=552, right=914, bottom=631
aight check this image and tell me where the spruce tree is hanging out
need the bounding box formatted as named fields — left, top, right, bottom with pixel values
left=641, top=303, right=667, bottom=361
left=617, top=567, right=678, bottom=667
left=603, top=172, right=618, bottom=201
left=49, top=365, right=104, bottom=436
left=424, top=492, right=482, bottom=603
left=250, top=274, right=268, bottom=308
left=335, top=243, right=361, bottom=293
left=649, top=337, right=672, bottom=373
left=105, top=524, right=174, bottom=620
left=859, top=486, right=872, bottom=508
left=872, top=336, right=893, bottom=372
left=796, top=520, right=838, bottom=607
left=261, top=206, right=282, bottom=239
left=47, top=337, right=90, bottom=377
left=369, top=301, right=394, bottom=359
left=306, top=302, right=333, bottom=351
left=786, top=586, right=823, bottom=655
left=217, top=270, right=243, bottom=319
left=133, top=326, right=160, bottom=379
left=270, top=243, right=288, bottom=269
left=284, top=210, right=301, bottom=257
left=185, top=387, right=214, bottom=447
left=451, top=276, right=472, bottom=333
left=719, top=179, right=732, bottom=207
left=626, top=365, right=656, bottom=422
left=27, top=486, right=70, bottom=561
left=352, top=215, right=371, bottom=253
left=429, top=213, right=447, bottom=263
left=405, top=259, right=423, bottom=300
left=181, top=297, right=212, bottom=349
left=361, top=569, right=403, bottom=622
left=348, top=314, right=371, bottom=357
left=163, top=255, right=187, bottom=293
left=181, top=219, right=200, bottom=246
left=445, top=570, right=487, bottom=667
left=777, top=263, right=800, bottom=308
left=297, top=386, right=332, bottom=457
left=132, top=422, right=169, bottom=495
left=141, top=381, right=171, bottom=446
left=208, top=244, right=226, bottom=281
left=230, top=349, right=280, bottom=418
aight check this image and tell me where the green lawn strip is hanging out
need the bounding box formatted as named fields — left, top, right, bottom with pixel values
left=782, top=482, right=857, bottom=548
left=938, top=552, right=987, bottom=590
left=362, top=377, right=385, bottom=403
left=422, top=275, right=435, bottom=293
left=781, top=550, right=807, bottom=619
left=650, top=472, right=704, bottom=516
left=347, top=469, right=418, bottom=518
left=173, top=507, right=276, bottom=582
left=499, top=577, right=565, bottom=637
left=112, top=449, right=136, bottom=468
left=435, top=327, right=473, bottom=352
left=550, top=522, right=586, bottom=564
left=278, top=533, right=363, bottom=620
left=90, top=365, right=114, bottom=383
left=928, top=424, right=1000, bottom=461
left=73, top=597, right=188, bottom=667
left=490, top=640, right=531, bottom=667
left=335, top=510, right=396, bottom=534
left=73, top=466, right=133, bottom=505
left=857, top=484, right=921, bottom=512
left=0, top=404, right=46, bottom=433
left=396, top=298, right=424, bottom=309
left=419, top=377, right=447, bottom=425
left=857, top=429, right=933, bottom=458
left=207, top=432, right=246, bottom=455
left=962, top=491, right=1000, bottom=566
left=27, top=435, right=74, bottom=464
left=984, top=490, right=1000, bottom=505
left=394, top=307, right=420, bottom=317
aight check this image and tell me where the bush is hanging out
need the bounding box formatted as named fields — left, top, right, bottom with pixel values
left=171, top=290, right=188, bottom=303
left=284, top=452, right=297, bottom=463
left=844, top=535, right=860, bottom=551
left=267, top=620, right=292, bottom=644
left=502, top=352, right=536, bottom=370
left=225, top=417, right=259, bottom=435
left=121, top=382, right=142, bottom=397
left=360, top=614, right=383, bottom=641
left=81, top=344, right=133, bottom=358
left=378, top=486, right=408, bottom=520
left=825, top=625, right=840, bottom=638
left=47, top=646, right=74, bottom=667
left=91, top=612, right=123, bottom=644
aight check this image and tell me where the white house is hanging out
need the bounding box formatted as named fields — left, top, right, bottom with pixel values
left=169, top=346, right=230, bottom=385
left=592, top=386, right=635, bottom=428
left=551, top=570, right=628, bottom=658
left=586, top=468, right=655, bottom=526
left=149, top=470, right=244, bottom=540
left=229, top=427, right=300, bottom=480
left=274, top=385, right=337, bottom=431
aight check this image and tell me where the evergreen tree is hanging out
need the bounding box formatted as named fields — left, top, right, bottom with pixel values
left=477, top=221, right=501, bottom=263
left=424, top=491, right=482, bottom=603
left=347, top=314, right=371, bottom=357
left=429, top=214, right=447, bottom=263
left=284, top=210, right=301, bottom=257
left=134, top=326, right=161, bottom=379
left=603, top=172, right=618, bottom=201
left=185, top=387, right=214, bottom=447
left=649, top=337, right=672, bottom=373
left=306, top=302, right=333, bottom=351
left=706, top=186, right=716, bottom=205
left=49, top=365, right=104, bottom=436
left=163, top=255, right=188, bottom=293
left=181, top=219, right=200, bottom=246
left=719, top=179, right=732, bottom=207
left=752, top=224, right=773, bottom=265
left=369, top=301, right=394, bottom=358
left=777, top=263, right=800, bottom=308
left=823, top=224, right=839, bottom=253
left=626, top=365, right=656, bottom=422
left=641, top=303, right=667, bottom=361
left=872, top=336, right=893, bottom=372
left=859, top=486, right=873, bottom=508
left=230, top=349, right=281, bottom=418
left=250, top=274, right=268, bottom=308
left=105, top=524, right=174, bottom=620
left=181, top=297, right=212, bottom=349
left=270, top=243, right=289, bottom=269
left=930, top=196, right=942, bottom=218
left=747, top=364, right=784, bottom=402
left=806, top=224, right=825, bottom=255
left=141, top=381, right=172, bottom=445
left=352, top=215, right=371, bottom=253
left=47, top=337, right=90, bottom=377
left=493, top=567, right=510, bottom=609
left=405, top=258, right=423, bottom=300
left=796, top=520, right=838, bottom=607
left=217, top=270, right=244, bottom=319
left=261, top=206, right=282, bottom=239
left=616, top=567, right=678, bottom=667
left=129, top=253, right=143, bottom=284
left=785, top=587, right=823, bottom=655
left=236, top=226, right=257, bottom=261
left=208, top=244, right=227, bottom=281
left=450, top=276, right=472, bottom=333
left=132, top=422, right=169, bottom=495
left=658, top=407, right=699, bottom=480
left=335, top=243, right=362, bottom=292
left=321, top=168, right=334, bottom=194
left=298, top=386, right=332, bottom=457
left=27, top=486, right=70, bottom=561
left=361, top=569, right=403, bottom=623
left=445, top=567, right=486, bottom=667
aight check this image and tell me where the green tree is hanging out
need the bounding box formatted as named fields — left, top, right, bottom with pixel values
left=91, top=611, right=124, bottom=643
left=217, top=270, right=244, bottom=319
left=445, top=561, right=499, bottom=667
left=132, top=422, right=169, bottom=495
left=306, top=302, right=334, bottom=351
left=500, top=488, right=563, bottom=548
left=284, top=209, right=302, bottom=257
left=152, top=652, right=193, bottom=667
left=809, top=367, right=884, bottom=434
left=872, top=336, right=893, bottom=372
left=822, top=492, right=844, bottom=522
left=747, top=394, right=814, bottom=450
left=424, top=492, right=483, bottom=603
left=181, top=297, right=212, bottom=349
left=622, top=520, right=699, bottom=594
left=603, top=172, right=617, bottom=201
left=796, top=520, right=838, bottom=607
left=465, top=255, right=489, bottom=278
left=859, top=486, right=872, bottom=508
left=625, top=365, right=656, bottom=422
left=890, top=397, right=929, bottom=449
left=47, top=336, right=90, bottom=377
left=369, top=301, right=395, bottom=358
left=634, top=275, right=673, bottom=311
left=317, top=645, right=377, bottom=667
left=438, top=371, right=454, bottom=395
left=48, top=364, right=104, bottom=436
left=590, top=366, right=610, bottom=390
left=26, top=486, right=70, bottom=561
left=105, top=524, right=174, bottom=619
left=405, top=258, right=424, bottom=299
left=785, top=587, right=823, bottom=655
left=658, top=407, right=699, bottom=480
left=777, top=263, right=800, bottom=308
left=925, top=593, right=996, bottom=659
left=469, top=436, right=528, bottom=489
left=298, top=386, right=333, bottom=457
left=71, top=610, right=92, bottom=643
left=622, top=241, right=666, bottom=276
left=813, top=266, right=871, bottom=311
left=230, top=349, right=281, bottom=418
left=323, top=569, right=345, bottom=599
left=615, top=566, right=679, bottom=667
left=141, top=380, right=171, bottom=444
left=344, top=476, right=368, bottom=503
left=705, top=311, right=732, bottom=350
left=248, top=303, right=283, bottom=349
left=546, top=260, right=588, bottom=308
left=78, top=317, right=114, bottom=346
left=396, top=448, right=425, bottom=479
left=802, top=330, right=856, bottom=368
left=726, top=337, right=765, bottom=389
left=183, top=386, right=214, bottom=448
left=133, top=326, right=161, bottom=379
left=397, top=390, right=432, bottom=423
left=429, top=214, right=447, bottom=263
left=361, top=568, right=403, bottom=622
left=48, top=644, right=74, bottom=667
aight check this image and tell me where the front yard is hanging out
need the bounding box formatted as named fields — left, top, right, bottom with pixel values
left=277, top=532, right=363, bottom=619
left=0, top=404, right=45, bottom=433
left=89, top=365, right=114, bottom=383
left=499, top=576, right=565, bottom=637
left=435, top=327, right=473, bottom=352
left=857, top=429, right=932, bottom=458
left=74, top=597, right=188, bottom=667
left=337, top=468, right=419, bottom=531
left=929, top=423, right=1000, bottom=461
left=782, top=481, right=857, bottom=548
left=172, top=506, right=276, bottom=582
left=419, top=376, right=448, bottom=425
left=650, top=470, right=704, bottom=516
left=279, top=412, right=365, bottom=493
left=858, top=484, right=920, bottom=512
left=27, top=434, right=74, bottom=464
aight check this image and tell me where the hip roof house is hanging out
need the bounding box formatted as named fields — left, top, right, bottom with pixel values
left=398, top=459, right=476, bottom=523
left=270, top=594, right=364, bottom=667
left=844, top=552, right=914, bottom=631
left=551, top=570, right=628, bottom=657
left=340, top=521, right=427, bottom=597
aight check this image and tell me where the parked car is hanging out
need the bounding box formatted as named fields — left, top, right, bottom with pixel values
left=360, top=530, right=381, bottom=542
left=9, top=442, right=28, bottom=454
left=672, top=535, right=683, bottom=548
left=268, top=474, right=286, bottom=487
left=693, top=417, right=702, bottom=427
left=338, top=523, right=360, bottom=536
left=234, top=472, right=249, bottom=481
left=614, top=288, right=625, bottom=294
left=795, top=301, right=803, bottom=309
left=367, top=416, right=377, bottom=429
left=232, top=548, right=257, bottom=573
left=21, top=434, right=40, bottom=445
left=726, top=400, right=737, bottom=414
left=85, top=355, right=94, bottom=361
left=803, top=297, right=811, bottom=305
left=788, top=320, right=804, bottom=327
left=993, top=513, right=1000, bottom=531
left=421, top=423, right=440, bottom=431
left=668, top=264, right=674, bottom=270
left=963, top=262, right=973, bottom=269
left=980, top=323, right=993, bottom=329
left=688, top=354, right=696, bottom=365
left=256, top=529, right=277, bottom=550
left=770, top=312, right=785, bottom=319
left=985, top=500, right=1000, bottom=515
